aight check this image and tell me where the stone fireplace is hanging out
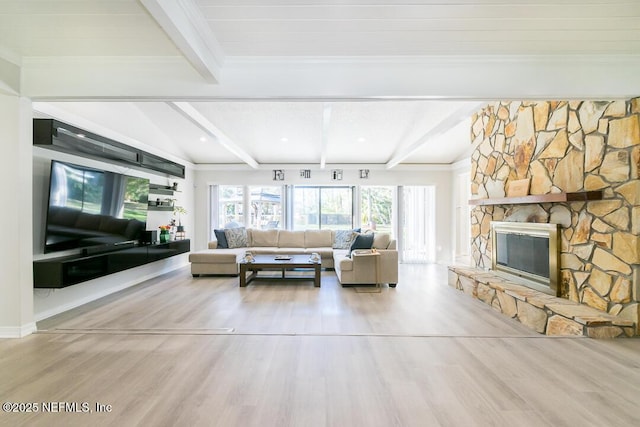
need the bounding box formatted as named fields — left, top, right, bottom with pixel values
left=451, top=97, right=639, bottom=337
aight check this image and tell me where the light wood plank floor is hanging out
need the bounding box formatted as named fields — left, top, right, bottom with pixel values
left=1, top=264, right=639, bottom=426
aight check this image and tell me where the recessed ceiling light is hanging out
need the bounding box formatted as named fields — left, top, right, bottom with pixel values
left=357, top=137, right=366, bottom=142
left=200, top=136, right=207, bottom=142
left=281, top=137, right=288, bottom=142
left=77, top=133, right=85, bottom=138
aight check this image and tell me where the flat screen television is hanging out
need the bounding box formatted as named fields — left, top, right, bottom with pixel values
left=44, top=160, right=150, bottom=254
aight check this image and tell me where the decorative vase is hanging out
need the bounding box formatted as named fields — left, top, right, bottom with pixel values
left=160, top=230, right=170, bottom=243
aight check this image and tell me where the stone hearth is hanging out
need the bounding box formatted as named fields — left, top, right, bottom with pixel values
left=448, top=266, right=635, bottom=338
left=465, top=98, right=639, bottom=336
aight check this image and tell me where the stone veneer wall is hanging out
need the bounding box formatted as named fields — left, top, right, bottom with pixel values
left=470, top=98, right=639, bottom=333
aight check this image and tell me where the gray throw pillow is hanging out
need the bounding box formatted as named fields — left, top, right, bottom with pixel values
left=214, top=229, right=229, bottom=248
left=333, top=230, right=357, bottom=249
left=224, top=227, right=248, bottom=248
left=347, top=233, right=374, bottom=257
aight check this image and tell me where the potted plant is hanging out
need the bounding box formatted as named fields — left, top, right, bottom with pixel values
left=174, top=206, right=187, bottom=232
left=158, top=224, right=171, bottom=243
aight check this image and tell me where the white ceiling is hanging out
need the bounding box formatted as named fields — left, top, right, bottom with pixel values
left=3, top=0, right=640, bottom=167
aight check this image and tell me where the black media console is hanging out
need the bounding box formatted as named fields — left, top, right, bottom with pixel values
left=33, top=239, right=190, bottom=288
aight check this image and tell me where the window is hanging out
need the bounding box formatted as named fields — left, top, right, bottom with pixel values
left=360, top=186, right=394, bottom=235
left=248, top=186, right=283, bottom=229
left=292, top=186, right=353, bottom=230
left=399, top=186, right=436, bottom=263
left=218, top=185, right=245, bottom=228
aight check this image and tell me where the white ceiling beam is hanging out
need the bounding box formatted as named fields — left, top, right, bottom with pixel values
left=386, top=102, right=486, bottom=169
left=320, top=102, right=332, bottom=169
left=140, top=0, right=224, bottom=83
left=171, top=102, right=259, bottom=169
left=21, top=55, right=640, bottom=100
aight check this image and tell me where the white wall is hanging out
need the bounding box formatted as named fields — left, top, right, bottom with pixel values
left=193, top=165, right=455, bottom=264
left=32, top=147, right=195, bottom=322
left=0, top=94, right=35, bottom=337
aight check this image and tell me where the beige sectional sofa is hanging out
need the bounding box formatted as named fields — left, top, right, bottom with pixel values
left=189, top=228, right=398, bottom=287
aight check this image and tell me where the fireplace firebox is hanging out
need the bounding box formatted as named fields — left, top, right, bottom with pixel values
left=490, top=221, right=560, bottom=296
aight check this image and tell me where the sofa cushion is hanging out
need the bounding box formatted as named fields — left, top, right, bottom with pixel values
left=189, top=250, right=241, bottom=263
left=265, top=247, right=308, bottom=255
left=333, top=230, right=357, bottom=249
left=278, top=230, right=305, bottom=248
left=337, top=256, right=354, bottom=271
left=305, top=248, right=334, bottom=259
left=305, top=230, right=333, bottom=247
left=214, top=229, right=229, bottom=248
left=372, top=233, right=391, bottom=249
left=250, top=229, right=279, bottom=247
left=247, top=247, right=280, bottom=255
left=349, top=233, right=374, bottom=256
left=225, top=227, right=248, bottom=248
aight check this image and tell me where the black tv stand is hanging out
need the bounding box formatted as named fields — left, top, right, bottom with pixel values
left=33, top=240, right=190, bottom=288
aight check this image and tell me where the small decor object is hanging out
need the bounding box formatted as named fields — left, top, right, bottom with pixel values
left=274, top=255, right=292, bottom=261
left=359, top=169, right=370, bottom=179
left=331, top=169, right=343, bottom=180
left=159, top=225, right=171, bottom=243
left=175, top=225, right=186, bottom=240
left=300, top=169, right=311, bottom=179
left=309, top=252, right=320, bottom=263
left=174, top=205, right=187, bottom=226
left=507, top=178, right=531, bottom=197
left=172, top=182, right=179, bottom=191
left=244, top=251, right=255, bottom=263
left=273, top=169, right=285, bottom=181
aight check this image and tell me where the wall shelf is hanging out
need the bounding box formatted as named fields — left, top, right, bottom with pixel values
left=148, top=184, right=178, bottom=196
left=468, top=191, right=603, bottom=206
left=148, top=184, right=179, bottom=211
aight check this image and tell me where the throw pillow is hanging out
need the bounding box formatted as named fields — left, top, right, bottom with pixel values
left=225, top=227, right=248, bottom=249
left=348, top=233, right=374, bottom=257
left=214, top=229, right=229, bottom=249
left=372, top=233, right=391, bottom=249
left=333, top=230, right=358, bottom=249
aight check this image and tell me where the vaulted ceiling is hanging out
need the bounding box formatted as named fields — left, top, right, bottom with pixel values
left=2, top=0, right=639, bottom=167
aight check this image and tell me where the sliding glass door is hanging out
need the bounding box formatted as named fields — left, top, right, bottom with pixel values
left=291, top=186, right=353, bottom=230
left=360, top=186, right=394, bottom=235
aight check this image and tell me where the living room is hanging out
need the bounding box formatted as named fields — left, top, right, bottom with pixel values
left=1, top=1, right=640, bottom=425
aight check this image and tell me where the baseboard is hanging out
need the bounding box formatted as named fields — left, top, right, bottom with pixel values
left=0, top=322, right=37, bottom=338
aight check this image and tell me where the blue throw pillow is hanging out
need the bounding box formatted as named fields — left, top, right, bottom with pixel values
left=348, top=233, right=374, bottom=257
left=214, top=229, right=228, bottom=249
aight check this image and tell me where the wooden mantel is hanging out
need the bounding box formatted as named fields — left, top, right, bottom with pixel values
left=468, top=191, right=603, bottom=206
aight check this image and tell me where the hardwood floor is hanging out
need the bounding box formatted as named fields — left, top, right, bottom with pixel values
left=1, top=264, right=639, bottom=426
